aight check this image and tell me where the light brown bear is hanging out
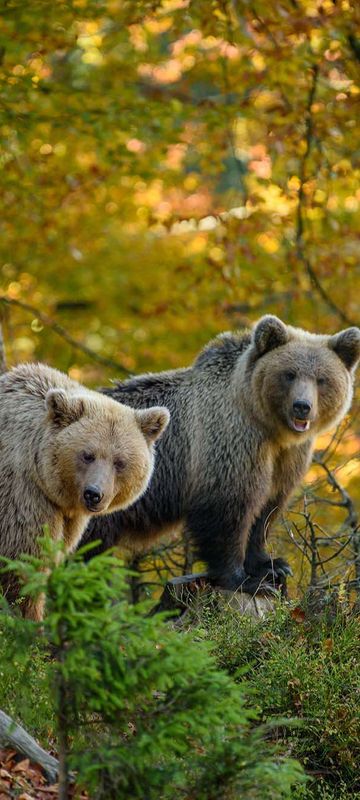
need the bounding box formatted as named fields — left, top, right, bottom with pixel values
left=82, top=315, right=360, bottom=593
left=0, top=363, right=169, bottom=619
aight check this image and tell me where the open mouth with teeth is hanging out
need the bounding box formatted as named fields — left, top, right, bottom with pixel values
left=289, top=418, right=311, bottom=433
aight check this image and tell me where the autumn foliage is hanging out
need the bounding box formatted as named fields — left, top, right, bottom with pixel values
left=0, top=1, right=359, bottom=591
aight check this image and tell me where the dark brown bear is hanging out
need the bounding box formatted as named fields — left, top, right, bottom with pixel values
left=81, top=315, right=360, bottom=592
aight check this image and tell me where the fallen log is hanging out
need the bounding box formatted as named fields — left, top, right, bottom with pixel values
left=0, top=709, right=59, bottom=783
left=151, top=572, right=285, bottom=624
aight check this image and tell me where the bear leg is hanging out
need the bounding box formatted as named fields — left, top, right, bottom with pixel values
left=22, top=593, right=46, bottom=622
left=245, top=505, right=292, bottom=582
left=187, top=498, right=279, bottom=595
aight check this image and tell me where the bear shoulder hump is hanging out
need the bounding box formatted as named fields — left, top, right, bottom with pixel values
left=101, top=367, right=190, bottom=405
left=194, top=329, right=252, bottom=370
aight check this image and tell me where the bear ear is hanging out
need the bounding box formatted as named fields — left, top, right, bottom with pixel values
left=46, top=389, right=85, bottom=427
left=328, top=327, right=360, bottom=371
left=253, top=315, right=289, bottom=357
left=136, top=406, right=170, bottom=444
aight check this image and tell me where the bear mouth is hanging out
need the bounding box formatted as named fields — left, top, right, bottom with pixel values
left=289, top=418, right=311, bottom=433
left=84, top=500, right=105, bottom=513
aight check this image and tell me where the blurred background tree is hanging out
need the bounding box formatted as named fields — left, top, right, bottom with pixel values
left=0, top=0, right=359, bottom=598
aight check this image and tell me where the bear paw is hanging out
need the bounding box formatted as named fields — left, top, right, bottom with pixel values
left=246, top=556, right=292, bottom=582
left=210, top=570, right=279, bottom=597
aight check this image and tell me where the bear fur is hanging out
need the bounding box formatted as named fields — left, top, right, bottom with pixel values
left=81, top=315, right=360, bottom=592
left=0, top=363, right=169, bottom=619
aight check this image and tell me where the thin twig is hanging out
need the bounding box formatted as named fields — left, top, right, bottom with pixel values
left=284, top=519, right=312, bottom=563
left=316, top=456, right=360, bottom=590
left=314, top=457, right=359, bottom=531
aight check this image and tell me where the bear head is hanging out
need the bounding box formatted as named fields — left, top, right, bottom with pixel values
left=245, top=314, right=360, bottom=443
left=43, top=389, right=170, bottom=515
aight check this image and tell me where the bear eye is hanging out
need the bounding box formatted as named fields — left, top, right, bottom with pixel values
left=317, top=376, right=326, bottom=386
left=82, top=451, right=95, bottom=463
left=114, top=458, right=126, bottom=472
left=284, top=371, right=296, bottom=382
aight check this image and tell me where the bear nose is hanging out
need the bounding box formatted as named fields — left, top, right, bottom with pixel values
left=84, top=485, right=103, bottom=507
left=292, top=400, right=311, bottom=419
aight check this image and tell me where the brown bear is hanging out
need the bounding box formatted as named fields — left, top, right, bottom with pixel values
left=0, top=363, right=169, bottom=619
left=81, top=315, right=360, bottom=593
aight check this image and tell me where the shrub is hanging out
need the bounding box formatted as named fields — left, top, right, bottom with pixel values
left=0, top=542, right=304, bottom=800
left=200, top=598, right=360, bottom=797
left=0, top=600, right=53, bottom=742
left=293, top=779, right=360, bottom=799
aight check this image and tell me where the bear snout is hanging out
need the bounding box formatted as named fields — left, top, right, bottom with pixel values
left=83, top=485, right=104, bottom=511
left=292, top=400, right=311, bottom=419
left=289, top=399, right=313, bottom=433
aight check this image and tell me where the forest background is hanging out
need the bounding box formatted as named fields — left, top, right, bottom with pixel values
left=1, top=0, right=359, bottom=599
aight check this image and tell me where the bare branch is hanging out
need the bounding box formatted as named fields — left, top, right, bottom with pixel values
left=284, top=522, right=312, bottom=562
left=314, top=456, right=359, bottom=532
left=0, top=295, right=131, bottom=375
left=295, top=63, right=358, bottom=327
